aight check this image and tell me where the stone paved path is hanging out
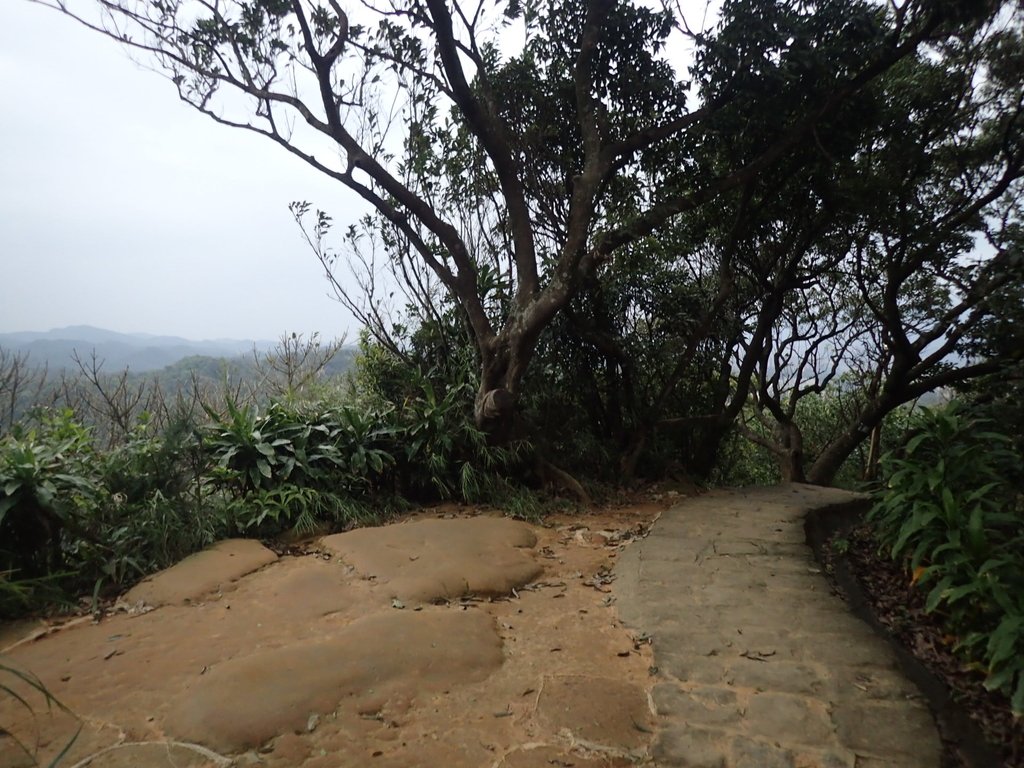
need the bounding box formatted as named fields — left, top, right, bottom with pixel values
left=614, top=484, right=941, bottom=768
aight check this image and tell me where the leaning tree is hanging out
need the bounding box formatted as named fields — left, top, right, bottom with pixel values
left=31, top=0, right=1001, bottom=441
left=723, top=27, right=1024, bottom=485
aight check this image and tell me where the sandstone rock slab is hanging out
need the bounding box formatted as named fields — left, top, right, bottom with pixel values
left=321, top=516, right=542, bottom=603
left=163, top=609, right=504, bottom=752
left=123, top=539, right=277, bottom=608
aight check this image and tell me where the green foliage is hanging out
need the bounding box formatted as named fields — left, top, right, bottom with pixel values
left=224, top=484, right=383, bottom=536
left=0, top=350, right=545, bottom=618
left=0, top=408, right=226, bottom=617
left=201, top=394, right=401, bottom=536
left=199, top=371, right=527, bottom=535
left=396, top=372, right=526, bottom=501
left=713, top=426, right=781, bottom=488
left=717, top=385, right=917, bottom=488
left=328, top=404, right=396, bottom=493
left=795, top=387, right=916, bottom=487
left=87, top=414, right=221, bottom=593
left=869, top=402, right=1024, bottom=713
left=346, top=329, right=411, bottom=407
left=0, top=570, right=69, bottom=618
left=203, top=397, right=297, bottom=492
left=523, top=257, right=731, bottom=481
left=347, top=331, right=532, bottom=502
left=494, top=485, right=574, bottom=523
left=204, top=395, right=398, bottom=496
left=0, top=410, right=99, bottom=579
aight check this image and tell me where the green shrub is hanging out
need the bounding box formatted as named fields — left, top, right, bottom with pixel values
left=345, top=341, right=532, bottom=502
left=0, top=410, right=99, bottom=579
left=713, top=425, right=782, bottom=487
left=0, top=358, right=542, bottom=617
left=716, top=385, right=917, bottom=489
left=869, top=402, right=1024, bottom=713
left=223, top=484, right=385, bottom=536
left=396, top=374, right=526, bottom=501
left=327, top=403, right=397, bottom=494
left=202, top=396, right=397, bottom=495
left=1, top=409, right=227, bottom=614
left=0, top=570, right=70, bottom=618
left=87, top=415, right=219, bottom=585
left=100, top=414, right=204, bottom=504
left=203, top=397, right=310, bottom=493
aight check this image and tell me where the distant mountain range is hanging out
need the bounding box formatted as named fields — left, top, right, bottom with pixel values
left=0, top=325, right=279, bottom=372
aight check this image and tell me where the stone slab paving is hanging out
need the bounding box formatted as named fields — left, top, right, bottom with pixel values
left=614, top=484, right=941, bottom=768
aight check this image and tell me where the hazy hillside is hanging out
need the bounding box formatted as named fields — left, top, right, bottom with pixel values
left=0, top=325, right=277, bottom=372
left=0, top=328, right=358, bottom=433
left=153, top=348, right=358, bottom=388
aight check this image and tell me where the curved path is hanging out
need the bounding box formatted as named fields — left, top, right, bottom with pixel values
left=614, top=484, right=941, bottom=768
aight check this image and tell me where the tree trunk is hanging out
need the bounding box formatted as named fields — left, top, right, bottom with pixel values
left=473, top=288, right=570, bottom=439
left=536, top=457, right=591, bottom=504
left=619, top=428, right=648, bottom=481
left=806, top=439, right=855, bottom=487
left=774, top=420, right=807, bottom=483
left=472, top=324, right=538, bottom=443
left=806, top=389, right=902, bottom=486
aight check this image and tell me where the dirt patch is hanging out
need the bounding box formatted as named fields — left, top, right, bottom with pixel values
left=0, top=500, right=666, bottom=768
left=57, top=741, right=232, bottom=767
left=498, top=744, right=633, bottom=767
left=536, top=674, right=654, bottom=752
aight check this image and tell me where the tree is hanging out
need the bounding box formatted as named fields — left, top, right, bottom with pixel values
left=32, top=0, right=993, bottom=442
left=725, top=28, right=1024, bottom=484
left=0, top=349, right=48, bottom=435
left=253, top=331, right=348, bottom=400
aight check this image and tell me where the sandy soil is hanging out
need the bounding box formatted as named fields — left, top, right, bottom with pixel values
left=0, top=499, right=668, bottom=768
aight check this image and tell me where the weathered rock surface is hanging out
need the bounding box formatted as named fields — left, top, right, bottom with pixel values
left=2, top=509, right=657, bottom=768
left=122, top=539, right=277, bottom=607
left=321, top=515, right=543, bottom=603
left=163, top=609, right=504, bottom=752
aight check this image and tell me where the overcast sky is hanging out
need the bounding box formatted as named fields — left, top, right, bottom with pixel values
left=0, top=3, right=362, bottom=342
left=0, top=2, right=714, bottom=344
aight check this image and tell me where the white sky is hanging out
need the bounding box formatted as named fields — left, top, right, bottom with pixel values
left=0, top=1, right=715, bottom=343
left=0, top=2, right=362, bottom=342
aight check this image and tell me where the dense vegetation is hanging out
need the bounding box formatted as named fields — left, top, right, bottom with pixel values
left=0, top=334, right=357, bottom=437
left=864, top=356, right=1024, bottom=716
